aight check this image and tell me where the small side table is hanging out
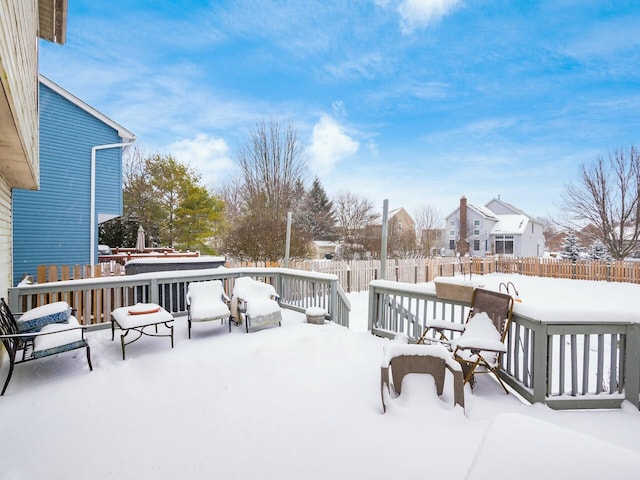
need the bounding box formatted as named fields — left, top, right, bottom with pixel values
left=111, top=304, right=174, bottom=360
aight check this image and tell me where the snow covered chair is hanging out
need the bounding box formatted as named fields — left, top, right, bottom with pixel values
left=0, top=298, right=92, bottom=395
left=186, top=280, right=233, bottom=337
left=419, top=288, right=514, bottom=392
left=231, top=277, right=282, bottom=333
left=381, top=342, right=465, bottom=413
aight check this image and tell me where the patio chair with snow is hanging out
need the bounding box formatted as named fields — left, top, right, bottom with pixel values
left=186, top=280, right=234, bottom=337
left=418, top=288, right=514, bottom=392
left=230, top=277, right=282, bottom=333
left=0, top=298, right=92, bottom=395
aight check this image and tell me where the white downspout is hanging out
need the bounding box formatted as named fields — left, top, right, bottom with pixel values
left=90, top=142, right=134, bottom=265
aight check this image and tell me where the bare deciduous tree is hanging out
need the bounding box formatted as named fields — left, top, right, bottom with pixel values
left=561, top=147, right=640, bottom=259
left=223, top=120, right=310, bottom=262
left=333, top=192, right=378, bottom=259
left=413, top=204, right=443, bottom=257
left=237, top=120, right=306, bottom=219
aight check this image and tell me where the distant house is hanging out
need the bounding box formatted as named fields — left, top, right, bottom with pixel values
left=11, top=75, right=135, bottom=285
left=312, top=240, right=338, bottom=259
left=367, top=207, right=417, bottom=255
left=445, top=196, right=545, bottom=257
left=0, top=0, right=68, bottom=297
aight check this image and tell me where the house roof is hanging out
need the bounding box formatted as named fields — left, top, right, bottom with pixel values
left=374, top=207, right=415, bottom=226
left=487, top=197, right=542, bottom=225
left=445, top=203, right=498, bottom=221
left=470, top=204, right=499, bottom=220
left=39, top=75, right=136, bottom=142
left=39, top=0, right=67, bottom=44
left=313, top=240, right=338, bottom=247
left=490, top=214, right=530, bottom=235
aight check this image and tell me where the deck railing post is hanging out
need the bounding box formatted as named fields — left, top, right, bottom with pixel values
left=624, top=323, right=640, bottom=408
left=530, top=320, right=549, bottom=403
left=367, top=285, right=378, bottom=333
left=329, top=278, right=338, bottom=322
left=150, top=278, right=159, bottom=305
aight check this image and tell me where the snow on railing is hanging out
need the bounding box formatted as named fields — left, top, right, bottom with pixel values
left=8, top=267, right=350, bottom=329
left=368, top=280, right=640, bottom=411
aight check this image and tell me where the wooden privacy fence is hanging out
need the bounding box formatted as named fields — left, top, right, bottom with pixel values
left=33, top=263, right=125, bottom=283
left=280, top=257, right=640, bottom=292
left=35, top=256, right=640, bottom=292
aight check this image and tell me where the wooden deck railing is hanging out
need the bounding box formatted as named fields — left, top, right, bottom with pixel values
left=367, top=280, right=640, bottom=411
left=9, top=267, right=350, bottom=329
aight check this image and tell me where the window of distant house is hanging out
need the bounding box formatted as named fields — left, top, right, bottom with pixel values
left=495, top=235, right=514, bottom=255
left=532, top=223, right=534, bottom=233
left=449, top=240, right=455, bottom=250
left=449, top=220, right=455, bottom=226
left=449, top=230, right=455, bottom=236
left=474, top=220, right=480, bottom=226
left=474, top=229, right=480, bottom=236
left=473, top=240, right=480, bottom=251
left=397, top=222, right=402, bottom=231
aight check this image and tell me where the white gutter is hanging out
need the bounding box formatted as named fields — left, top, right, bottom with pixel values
left=90, top=142, right=134, bottom=265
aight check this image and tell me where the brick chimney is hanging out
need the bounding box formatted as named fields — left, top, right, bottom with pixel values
left=459, top=196, right=468, bottom=254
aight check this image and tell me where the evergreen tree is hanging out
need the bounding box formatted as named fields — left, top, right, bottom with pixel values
left=588, top=239, right=611, bottom=261
left=98, top=215, right=140, bottom=248
left=296, top=177, right=335, bottom=240
left=560, top=232, right=582, bottom=262
left=121, top=149, right=224, bottom=252
left=175, top=184, right=224, bottom=252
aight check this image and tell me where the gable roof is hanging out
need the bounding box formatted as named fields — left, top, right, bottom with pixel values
left=470, top=204, right=498, bottom=220
left=39, top=74, right=136, bottom=142
left=490, top=214, right=530, bottom=235
left=445, top=203, right=498, bottom=221
left=374, top=207, right=415, bottom=226
left=486, top=197, right=542, bottom=225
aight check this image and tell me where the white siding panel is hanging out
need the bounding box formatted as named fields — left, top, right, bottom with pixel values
left=0, top=175, right=11, bottom=298
left=0, top=0, right=39, bottom=187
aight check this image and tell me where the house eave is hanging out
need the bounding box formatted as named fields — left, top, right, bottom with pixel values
left=39, top=75, right=136, bottom=142
left=38, top=0, right=68, bottom=45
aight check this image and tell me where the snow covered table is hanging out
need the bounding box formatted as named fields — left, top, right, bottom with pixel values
left=111, top=304, right=174, bottom=360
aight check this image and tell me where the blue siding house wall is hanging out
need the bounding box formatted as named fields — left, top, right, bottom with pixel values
left=12, top=76, right=135, bottom=286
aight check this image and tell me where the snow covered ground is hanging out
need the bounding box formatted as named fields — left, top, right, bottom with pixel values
left=1, top=273, right=640, bottom=479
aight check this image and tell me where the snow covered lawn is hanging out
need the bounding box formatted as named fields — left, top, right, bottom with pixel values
left=1, top=274, right=640, bottom=479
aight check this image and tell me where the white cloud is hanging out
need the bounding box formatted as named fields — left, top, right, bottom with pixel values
left=166, top=134, right=234, bottom=187
left=366, top=139, right=379, bottom=158
left=398, top=0, right=461, bottom=33
left=305, top=115, right=359, bottom=175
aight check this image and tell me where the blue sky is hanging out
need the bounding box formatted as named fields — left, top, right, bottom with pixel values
left=39, top=0, right=640, bottom=220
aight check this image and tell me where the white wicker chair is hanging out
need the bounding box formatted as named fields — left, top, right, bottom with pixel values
left=186, top=280, right=233, bottom=337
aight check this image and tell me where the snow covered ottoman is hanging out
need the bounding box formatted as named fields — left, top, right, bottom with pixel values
left=111, top=303, right=174, bottom=360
